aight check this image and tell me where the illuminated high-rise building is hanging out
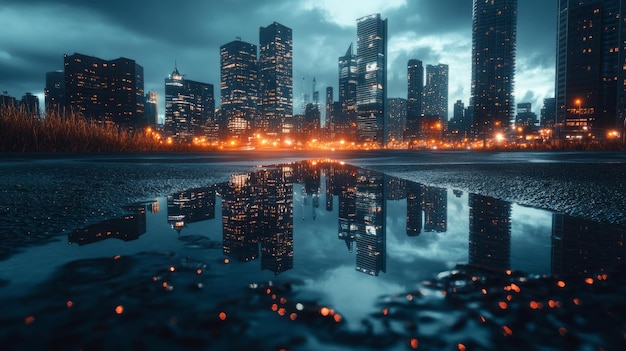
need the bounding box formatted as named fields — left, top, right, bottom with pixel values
left=356, top=14, right=387, bottom=146
left=64, top=53, right=145, bottom=128
left=470, top=0, right=517, bottom=140
left=144, top=91, right=158, bottom=128
left=259, top=22, right=293, bottom=136
left=222, top=173, right=260, bottom=262
left=406, top=181, right=422, bottom=236
left=220, top=39, right=258, bottom=138
left=164, top=65, right=215, bottom=142
left=338, top=43, right=358, bottom=140
left=386, top=98, right=406, bottom=145
left=45, top=70, right=65, bottom=115
left=423, top=64, right=449, bottom=121
left=406, top=59, right=423, bottom=141
left=556, top=0, right=626, bottom=141
left=422, top=185, right=447, bottom=233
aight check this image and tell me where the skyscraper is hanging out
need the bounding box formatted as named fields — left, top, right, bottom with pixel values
left=259, top=22, right=293, bottom=136
left=469, top=194, right=512, bottom=271
left=406, top=59, right=424, bottom=141
left=356, top=14, right=387, bottom=146
left=64, top=53, right=145, bottom=128
left=556, top=0, right=626, bottom=141
left=386, top=98, right=406, bottom=145
left=144, top=91, right=158, bottom=128
left=220, top=39, right=258, bottom=138
left=164, top=66, right=215, bottom=141
left=45, top=70, right=65, bottom=115
left=423, top=63, right=449, bottom=121
left=338, top=43, right=358, bottom=141
left=470, top=0, right=517, bottom=140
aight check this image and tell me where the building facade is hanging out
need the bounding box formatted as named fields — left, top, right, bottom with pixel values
left=386, top=98, right=406, bottom=146
left=423, top=63, right=449, bottom=121
left=356, top=14, right=387, bottom=146
left=64, top=53, right=145, bottom=128
left=470, top=0, right=517, bottom=140
left=556, top=0, right=626, bottom=141
left=220, top=39, right=259, bottom=138
left=45, top=70, right=65, bottom=115
left=164, top=66, right=215, bottom=141
left=338, top=43, right=358, bottom=141
left=259, top=22, right=293, bottom=136
left=406, top=59, right=424, bottom=142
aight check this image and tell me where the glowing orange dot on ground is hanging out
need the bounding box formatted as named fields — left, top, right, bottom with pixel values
left=458, top=343, right=467, bottom=351
left=289, top=313, right=297, bottom=321
left=410, top=338, right=419, bottom=349
left=557, top=280, right=566, bottom=288
left=320, top=307, right=330, bottom=317
left=115, top=305, right=124, bottom=315
left=503, top=326, right=513, bottom=336
left=498, top=301, right=508, bottom=310
left=219, top=312, right=227, bottom=321
left=24, top=316, right=35, bottom=325
left=333, top=314, right=342, bottom=323
left=585, top=277, right=594, bottom=285
left=66, top=300, right=74, bottom=308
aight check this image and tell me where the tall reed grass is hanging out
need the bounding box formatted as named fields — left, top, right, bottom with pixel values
left=0, top=107, right=188, bottom=152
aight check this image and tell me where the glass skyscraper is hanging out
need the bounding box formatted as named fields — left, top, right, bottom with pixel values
left=406, top=59, right=423, bottom=142
left=64, top=53, right=144, bottom=128
left=338, top=43, right=358, bottom=141
left=356, top=14, right=387, bottom=146
left=470, top=0, right=517, bottom=140
left=259, top=22, right=293, bottom=136
left=220, top=39, right=258, bottom=138
left=164, top=66, right=215, bottom=141
left=423, top=63, right=449, bottom=121
left=556, top=0, right=626, bottom=141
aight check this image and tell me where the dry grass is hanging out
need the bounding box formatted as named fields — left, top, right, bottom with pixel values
left=0, top=107, right=198, bottom=152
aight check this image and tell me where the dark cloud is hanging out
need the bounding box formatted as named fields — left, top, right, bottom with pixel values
left=0, top=0, right=555, bottom=117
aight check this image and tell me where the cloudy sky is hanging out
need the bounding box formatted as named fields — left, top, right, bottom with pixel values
left=0, top=0, right=556, bottom=120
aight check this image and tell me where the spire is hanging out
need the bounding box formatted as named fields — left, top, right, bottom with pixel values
left=170, top=61, right=182, bottom=80
left=345, top=43, right=353, bottom=57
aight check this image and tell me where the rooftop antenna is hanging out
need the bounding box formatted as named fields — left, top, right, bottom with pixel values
left=236, top=36, right=242, bottom=41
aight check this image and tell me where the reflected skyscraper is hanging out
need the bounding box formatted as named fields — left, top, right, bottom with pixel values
left=167, top=186, right=216, bottom=233
left=471, top=0, right=517, bottom=139
left=259, top=22, right=293, bottom=136
left=69, top=204, right=147, bottom=245
left=222, top=173, right=261, bottom=262
left=406, top=182, right=423, bottom=236
left=422, top=185, right=447, bottom=233
left=355, top=170, right=386, bottom=275
left=356, top=14, right=387, bottom=146
left=468, top=194, right=512, bottom=270
left=337, top=164, right=358, bottom=252
left=552, top=214, right=626, bottom=276
left=220, top=39, right=258, bottom=138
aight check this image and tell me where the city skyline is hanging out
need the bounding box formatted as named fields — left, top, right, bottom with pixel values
left=0, top=0, right=556, bottom=120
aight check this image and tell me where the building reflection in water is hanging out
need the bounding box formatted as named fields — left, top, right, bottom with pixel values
left=69, top=160, right=626, bottom=280
left=167, top=186, right=216, bottom=233
left=468, top=194, right=512, bottom=271
left=552, top=213, right=626, bottom=276
left=221, top=167, right=294, bottom=275
left=69, top=203, right=148, bottom=245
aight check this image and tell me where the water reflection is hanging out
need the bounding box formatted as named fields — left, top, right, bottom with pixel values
left=67, top=159, right=626, bottom=278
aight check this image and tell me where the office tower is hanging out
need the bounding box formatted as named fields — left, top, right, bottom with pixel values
left=540, top=97, right=557, bottom=127
left=338, top=43, right=358, bottom=141
left=556, top=0, right=626, bottom=140
left=423, top=64, right=449, bottom=122
left=20, top=92, right=40, bottom=117
left=1, top=91, right=17, bottom=109
left=469, top=194, right=512, bottom=270
left=45, top=70, right=65, bottom=115
left=144, top=91, right=158, bottom=128
left=325, top=86, right=334, bottom=138
left=220, top=39, right=258, bottom=138
left=515, top=102, right=538, bottom=128
left=471, top=0, right=517, bottom=140
left=222, top=173, right=260, bottom=262
left=355, top=169, right=386, bottom=276
left=406, top=59, right=424, bottom=141
left=449, top=99, right=471, bottom=139
left=386, top=98, right=406, bottom=145
left=303, top=103, right=321, bottom=141
left=259, top=22, right=293, bottom=136
left=356, top=14, right=388, bottom=146
left=164, top=65, right=215, bottom=141
left=64, top=53, right=145, bottom=128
